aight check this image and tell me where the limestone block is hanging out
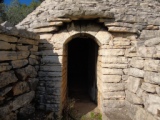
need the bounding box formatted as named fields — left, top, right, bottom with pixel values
left=80, top=23, right=101, bottom=36
left=101, top=63, right=127, bottom=69
left=0, top=51, right=17, bottom=61
left=16, top=65, right=37, bottom=81
left=13, top=82, right=30, bottom=96
left=99, top=49, right=125, bottom=56
left=41, top=56, right=62, bottom=64
left=135, top=107, right=157, bottom=120
left=103, top=100, right=125, bottom=108
left=101, top=56, right=128, bottom=64
left=140, top=30, right=160, bottom=39
left=122, top=75, right=128, bottom=81
left=16, top=45, right=29, bottom=51
left=51, top=29, right=70, bottom=46
left=33, top=21, right=63, bottom=29
left=126, top=90, right=143, bottom=104
left=144, top=94, right=160, bottom=116
left=0, top=71, right=18, bottom=88
left=130, top=58, right=144, bottom=69
left=103, top=91, right=125, bottom=100
left=144, top=59, right=159, bottom=72
left=0, top=41, right=12, bottom=50
left=18, top=38, right=38, bottom=45
left=11, top=91, right=35, bottom=111
left=30, top=45, right=38, bottom=52
left=125, top=49, right=138, bottom=57
left=11, top=59, right=28, bottom=69
left=144, top=71, right=160, bottom=85
left=156, top=87, right=160, bottom=96
left=136, top=88, right=144, bottom=98
left=103, top=83, right=125, bottom=92
left=101, top=75, right=121, bottom=83
left=129, top=68, right=144, bottom=78
left=17, top=51, right=30, bottom=60
left=113, top=41, right=130, bottom=46
left=127, top=76, right=142, bottom=93
left=144, top=37, right=160, bottom=47
left=0, top=64, right=12, bottom=72
left=33, top=27, right=58, bottom=33
left=29, top=58, right=39, bottom=65
left=47, top=17, right=71, bottom=22
left=108, top=27, right=138, bottom=33
left=0, top=34, right=18, bottom=42
left=39, top=34, right=53, bottom=43
left=101, top=68, right=123, bottom=75
left=95, top=30, right=112, bottom=45
left=105, top=22, right=133, bottom=28
left=147, top=104, right=160, bottom=116
left=141, top=83, right=157, bottom=93
left=67, top=23, right=81, bottom=36
left=137, top=46, right=156, bottom=58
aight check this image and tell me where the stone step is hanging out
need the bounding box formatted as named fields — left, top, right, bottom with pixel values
left=103, top=108, right=132, bottom=120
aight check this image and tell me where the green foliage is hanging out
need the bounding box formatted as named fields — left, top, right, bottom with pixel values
left=0, top=0, right=41, bottom=25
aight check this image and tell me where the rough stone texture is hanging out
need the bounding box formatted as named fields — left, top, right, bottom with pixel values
left=13, top=82, right=30, bottom=95
left=0, top=0, right=160, bottom=119
left=129, top=68, right=144, bottom=78
left=126, top=90, right=143, bottom=105
left=144, top=72, right=160, bottom=85
left=11, top=59, right=28, bottom=69
left=141, top=83, right=157, bottom=93
left=0, top=71, right=18, bottom=88
left=0, top=24, right=39, bottom=119
left=127, top=76, right=142, bottom=93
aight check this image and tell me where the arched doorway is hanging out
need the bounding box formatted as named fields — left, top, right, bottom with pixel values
left=65, top=36, right=99, bottom=117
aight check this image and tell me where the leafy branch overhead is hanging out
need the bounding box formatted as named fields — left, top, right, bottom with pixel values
left=0, top=0, right=43, bottom=25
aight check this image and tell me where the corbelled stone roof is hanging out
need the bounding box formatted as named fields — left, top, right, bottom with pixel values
left=16, top=0, right=160, bottom=32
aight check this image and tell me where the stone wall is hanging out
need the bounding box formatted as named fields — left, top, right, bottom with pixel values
left=13, top=0, right=160, bottom=119
left=0, top=22, right=39, bottom=120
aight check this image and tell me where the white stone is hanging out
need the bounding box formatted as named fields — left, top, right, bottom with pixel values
left=126, top=90, right=143, bottom=104
left=101, top=56, right=128, bottom=64
left=144, top=71, right=160, bottom=85
left=130, top=58, right=144, bottom=69
left=137, top=46, right=156, bottom=58
left=99, top=49, right=125, bottom=56
left=144, top=59, right=159, bottom=72
left=33, top=27, right=58, bottom=33
left=144, top=37, right=160, bottom=47
left=103, top=91, right=125, bottom=100
left=101, top=75, right=121, bottom=83
left=101, top=63, right=127, bottom=69
left=103, top=83, right=125, bottom=92
left=141, top=83, right=156, bottom=93
left=103, top=100, right=125, bottom=108
left=129, top=68, right=144, bottom=78
left=127, top=76, right=142, bottom=93
left=101, top=68, right=123, bottom=75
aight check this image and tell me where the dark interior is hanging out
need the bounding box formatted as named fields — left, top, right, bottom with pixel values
left=67, top=37, right=98, bottom=103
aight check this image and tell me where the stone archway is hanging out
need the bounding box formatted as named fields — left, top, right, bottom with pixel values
left=50, top=22, right=113, bottom=114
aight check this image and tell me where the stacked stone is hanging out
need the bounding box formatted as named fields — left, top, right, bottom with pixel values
left=0, top=22, right=39, bottom=120
left=125, top=30, right=160, bottom=120
left=37, top=32, right=63, bottom=113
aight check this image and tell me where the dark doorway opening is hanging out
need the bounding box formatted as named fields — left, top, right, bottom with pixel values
left=67, top=37, right=99, bottom=105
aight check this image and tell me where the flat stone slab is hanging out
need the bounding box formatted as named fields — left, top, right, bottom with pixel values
left=103, top=108, right=132, bottom=120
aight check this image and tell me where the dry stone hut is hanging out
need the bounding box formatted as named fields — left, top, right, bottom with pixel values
left=0, top=0, right=160, bottom=119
